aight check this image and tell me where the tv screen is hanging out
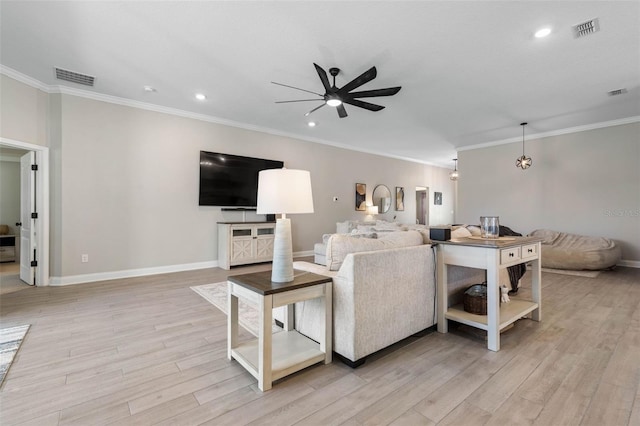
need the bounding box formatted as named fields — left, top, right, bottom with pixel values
left=199, top=151, right=284, bottom=207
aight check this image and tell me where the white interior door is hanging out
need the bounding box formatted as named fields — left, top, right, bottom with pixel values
left=20, top=152, right=36, bottom=285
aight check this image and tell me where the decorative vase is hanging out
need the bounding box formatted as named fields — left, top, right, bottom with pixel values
left=480, top=216, right=500, bottom=239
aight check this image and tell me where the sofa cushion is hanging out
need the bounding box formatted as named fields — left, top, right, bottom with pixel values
left=326, top=230, right=424, bottom=271
left=336, top=220, right=375, bottom=234
left=451, top=226, right=472, bottom=238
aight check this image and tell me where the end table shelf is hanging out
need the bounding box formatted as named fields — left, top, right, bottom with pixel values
left=231, top=331, right=326, bottom=382
left=445, top=300, right=539, bottom=331
left=227, top=270, right=332, bottom=391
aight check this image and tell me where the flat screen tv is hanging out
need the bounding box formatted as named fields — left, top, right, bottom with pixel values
left=199, top=151, right=284, bottom=207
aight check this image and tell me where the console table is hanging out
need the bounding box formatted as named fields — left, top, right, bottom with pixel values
left=227, top=270, right=332, bottom=391
left=436, top=236, right=543, bottom=351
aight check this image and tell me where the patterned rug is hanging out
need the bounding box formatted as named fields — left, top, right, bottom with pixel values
left=0, top=324, right=30, bottom=386
left=191, top=282, right=281, bottom=336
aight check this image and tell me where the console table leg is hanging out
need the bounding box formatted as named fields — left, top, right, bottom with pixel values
left=258, top=295, right=273, bottom=391
left=323, top=282, right=332, bottom=364
left=530, top=252, right=542, bottom=321
left=486, top=266, right=500, bottom=352
left=227, top=282, right=238, bottom=360
left=436, top=258, right=448, bottom=333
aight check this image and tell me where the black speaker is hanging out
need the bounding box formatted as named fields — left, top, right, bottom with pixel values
left=266, top=214, right=276, bottom=222
left=430, top=227, right=451, bottom=241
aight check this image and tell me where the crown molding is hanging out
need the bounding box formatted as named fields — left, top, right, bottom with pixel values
left=457, top=116, right=640, bottom=152
left=1, top=65, right=437, bottom=167
left=0, top=65, right=50, bottom=92
left=3, top=65, right=636, bottom=166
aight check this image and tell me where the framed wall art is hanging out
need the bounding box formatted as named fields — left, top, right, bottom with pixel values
left=355, top=183, right=366, bottom=211
left=434, top=191, right=443, bottom=205
left=395, top=187, right=405, bottom=211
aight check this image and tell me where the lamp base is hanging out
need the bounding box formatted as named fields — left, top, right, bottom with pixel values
left=271, top=218, right=294, bottom=283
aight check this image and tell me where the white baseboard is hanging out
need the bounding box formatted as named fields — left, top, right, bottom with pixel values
left=618, top=259, right=640, bottom=268
left=49, top=260, right=218, bottom=286
left=48, top=250, right=316, bottom=286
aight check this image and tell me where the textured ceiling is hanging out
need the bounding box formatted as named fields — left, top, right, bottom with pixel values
left=1, top=1, right=638, bottom=167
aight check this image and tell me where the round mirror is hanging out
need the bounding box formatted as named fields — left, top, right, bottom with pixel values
left=372, top=184, right=392, bottom=214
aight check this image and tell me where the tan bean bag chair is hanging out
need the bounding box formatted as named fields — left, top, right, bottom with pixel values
left=528, top=229, right=621, bottom=270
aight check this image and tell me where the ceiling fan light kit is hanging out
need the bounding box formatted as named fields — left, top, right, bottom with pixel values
left=273, top=63, right=401, bottom=118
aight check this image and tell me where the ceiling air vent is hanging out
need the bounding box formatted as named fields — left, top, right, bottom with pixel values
left=572, top=18, right=600, bottom=38
left=608, top=88, right=628, bottom=96
left=54, top=67, right=95, bottom=86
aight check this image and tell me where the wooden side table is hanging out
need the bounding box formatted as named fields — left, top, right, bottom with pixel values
left=436, top=236, right=543, bottom=351
left=227, top=269, right=332, bottom=391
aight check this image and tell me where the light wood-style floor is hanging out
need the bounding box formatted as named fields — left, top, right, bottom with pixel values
left=1, top=260, right=639, bottom=425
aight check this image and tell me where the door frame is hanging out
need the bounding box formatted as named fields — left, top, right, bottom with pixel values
left=415, top=186, right=429, bottom=225
left=1, top=137, right=49, bottom=286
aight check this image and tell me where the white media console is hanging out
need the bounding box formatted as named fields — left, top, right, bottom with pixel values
left=217, top=222, right=276, bottom=270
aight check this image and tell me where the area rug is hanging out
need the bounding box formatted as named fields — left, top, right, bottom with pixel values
left=0, top=324, right=30, bottom=386
left=191, top=282, right=281, bottom=336
left=541, top=268, right=600, bottom=278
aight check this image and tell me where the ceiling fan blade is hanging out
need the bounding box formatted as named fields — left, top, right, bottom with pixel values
left=337, top=104, right=348, bottom=118
left=275, top=99, right=323, bottom=103
left=271, top=81, right=323, bottom=97
left=313, top=63, right=332, bottom=92
left=337, top=66, right=377, bottom=95
left=347, top=86, right=401, bottom=98
left=342, top=98, right=385, bottom=111
left=304, top=103, right=327, bottom=116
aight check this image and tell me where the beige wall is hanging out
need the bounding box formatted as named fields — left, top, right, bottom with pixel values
left=3, top=73, right=638, bottom=280
left=55, top=94, right=454, bottom=278
left=1, top=75, right=454, bottom=280
left=0, top=74, right=49, bottom=146
left=458, top=122, right=640, bottom=263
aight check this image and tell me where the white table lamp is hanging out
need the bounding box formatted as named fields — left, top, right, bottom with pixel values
left=256, top=168, right=314, bottom=282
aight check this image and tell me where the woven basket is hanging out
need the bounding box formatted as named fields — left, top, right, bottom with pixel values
left=463, top=284, right=487, bottom=315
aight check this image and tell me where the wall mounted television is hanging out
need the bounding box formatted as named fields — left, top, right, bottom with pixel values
left=199, top=151, right=284, bottom=207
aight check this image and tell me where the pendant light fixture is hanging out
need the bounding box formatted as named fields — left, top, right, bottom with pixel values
left=449, top=158, right=459, bottom=181
left=515, top=122, right=532, bottom=170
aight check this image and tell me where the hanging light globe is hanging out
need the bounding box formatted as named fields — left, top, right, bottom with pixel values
left=516, top=122, right=532, bottom=170
left=449, top=158, right=459, bottom=180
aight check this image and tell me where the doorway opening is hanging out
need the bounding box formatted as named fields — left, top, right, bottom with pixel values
left=0, top=137, right=49, bottom=286
left=416, top=186, right=429, bottom=225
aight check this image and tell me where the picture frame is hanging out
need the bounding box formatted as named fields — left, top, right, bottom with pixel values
left=355, top=183, right=366, bottom=211
left=395, top=187, right=404, bottom=211
left=434, top=192, right=443, bottom=205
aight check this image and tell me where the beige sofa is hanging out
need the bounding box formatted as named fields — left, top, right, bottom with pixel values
left=313, top=220, right=427, bottom=265
left=281, top=230, right=485, bottom=366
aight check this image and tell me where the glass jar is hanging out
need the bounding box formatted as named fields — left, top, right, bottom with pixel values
left=480, top=216, right=500, bottom=239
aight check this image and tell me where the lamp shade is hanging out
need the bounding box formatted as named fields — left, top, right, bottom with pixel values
left=256, top=169, right=314, bottom=215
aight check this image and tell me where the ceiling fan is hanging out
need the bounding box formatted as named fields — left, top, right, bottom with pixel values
left=272, top=63, right=401, bottom=118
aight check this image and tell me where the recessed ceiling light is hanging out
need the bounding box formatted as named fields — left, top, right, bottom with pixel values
left=535, top=27, right=552, bottom=38
left=143, top=86, right=156, bottom=92
left=195, top=93, right=207, bottom=101
left=307, top=121, right=316, bottom=127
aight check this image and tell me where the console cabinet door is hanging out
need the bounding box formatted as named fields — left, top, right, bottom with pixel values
left=230, top=228, right=254, bottom=263
left=254, top=226, right=275, bottom=261
left=218, top=223, right=276, bottom=270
